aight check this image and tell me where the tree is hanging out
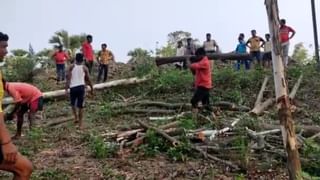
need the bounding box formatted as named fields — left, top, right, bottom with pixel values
left=167, top=31, right=192, bottom=46
left=11, top=49, right=29, bottom=57
left=291, top=43, right=311, bottom=65
left=49, top=30, right=87, bottom=59
left=36, top=48, right=52, bottom=58
left=128, top=48, right=151, bottom=59
left=265, top=0, right=302, bottom=179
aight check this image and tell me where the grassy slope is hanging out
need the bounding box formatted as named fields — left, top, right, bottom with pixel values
left=1, top=64, right=320, bottom=179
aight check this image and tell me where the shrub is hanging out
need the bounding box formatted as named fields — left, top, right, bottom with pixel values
left=3, top=56, right=36, bottom=82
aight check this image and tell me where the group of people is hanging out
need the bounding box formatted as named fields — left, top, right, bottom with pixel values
left=52, top=35, right=115, bottom=84
left=0, top=32, right=96, bottom=179
left=176, top=19, right=296, bottom=71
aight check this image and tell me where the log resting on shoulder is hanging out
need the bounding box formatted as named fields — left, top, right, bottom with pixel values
left=155, top=53, right=252, bottom=66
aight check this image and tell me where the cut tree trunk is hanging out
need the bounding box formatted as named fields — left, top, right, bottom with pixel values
left=155, top=53, right=252, bottom=66
left=265, top=0, right=302, bottom=179
left=2, top=76, right=149, bottom=105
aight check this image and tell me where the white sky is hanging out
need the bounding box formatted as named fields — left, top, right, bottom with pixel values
left=1, top=0, right=319, bottom=62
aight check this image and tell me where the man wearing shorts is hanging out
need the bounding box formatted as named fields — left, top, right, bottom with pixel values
left=279, top=19, right=295, bottom=67
left=65, top=53, right=93, bottom=129
left=4, top=82, right=43, bottom=139
left=0, top=31, right=32, bottom=180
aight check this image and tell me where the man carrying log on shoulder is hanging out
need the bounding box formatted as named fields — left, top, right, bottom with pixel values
left=65, top=53, right=93, bottom=129
left=187, top=47, right=214, bottom=120
left=0, top=32, right=33, bottom=180
left=4, top=82, right=43, bottom=139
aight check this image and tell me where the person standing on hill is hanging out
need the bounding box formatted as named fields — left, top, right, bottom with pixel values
left=203, top=33, right=219, bottom=54
left=175, top=41, right=186, bottom=69
left=279, top=19, right=295, bottom=67
left=235, top=33, right=250, bottom=70
left=65, top=53, right=93, bottom=129
left=97, top=43, right=114, bottom=83
left=263, top=33, right=272, bottom=68
left=0, top=31, right=33, bottom=180
left=52, top=45, right=69, bottom=84
left=246, top=30, right=265, bottom=67
left=82, top=35, right=94, bottom=74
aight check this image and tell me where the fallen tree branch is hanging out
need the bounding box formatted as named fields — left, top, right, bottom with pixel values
left=45, top=117, right=74, bottom=127
left=149, top=112, right=191, bottom=121
left=2, top=76, right=150, bottom=105
left=192, top=118, right=241, bottom=141
left=192, top=146, right=240, bottom=170
left=261, top=123, right=320, bottom=137
left=250, top=98, right=275, bottom=116
left=119, top=109, right=176, bottom=115
left=137, top=120, right=179, bottom=146
left=136, top=120, right=240, bottom=170
left=255, top=76, right=270, bottom=107
left=289, top=74, right=303, bottom=100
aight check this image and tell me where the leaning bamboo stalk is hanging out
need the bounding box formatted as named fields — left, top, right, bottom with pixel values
left=2, top=76, right=149, bottom=105
left=255, top=76, right=270, bottom=107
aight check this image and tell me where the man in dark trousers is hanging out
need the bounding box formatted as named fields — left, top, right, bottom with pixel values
left=82, top=35, right=94, bottom=74
left=187, top=47, right=213, bottom=119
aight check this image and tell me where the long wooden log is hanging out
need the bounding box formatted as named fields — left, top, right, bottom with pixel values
left=261, top=123, right=320, bottom=137
left=255, top=76, right=270, bottom=107
left=289, top=74, right=303, bottom=100
left=155, top=53, right=252, bottom=66
left=2, top=77, right=149, bottom=105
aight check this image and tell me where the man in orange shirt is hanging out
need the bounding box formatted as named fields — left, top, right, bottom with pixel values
left=0, top=32, right=33, bottom=180
left=82, top=35, right=94, bottom=74
left=187, top=47, right=213, bottom=118
left=279, top=19, right=295, bottom=67
left=52, top=45, right=69, bottom=84
left=97, top=43, right=114, bottom=83
left=4, top=82, right=43, bottom=139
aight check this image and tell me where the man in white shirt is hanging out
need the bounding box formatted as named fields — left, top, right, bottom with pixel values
left=175, top=41, right=185, bottom=69
left=203, top=33, right=219, bottom=54
left=262, top=33, right=272, bottom=68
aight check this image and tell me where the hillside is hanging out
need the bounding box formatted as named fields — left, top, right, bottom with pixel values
left=1, top=62, right=320, bottom=179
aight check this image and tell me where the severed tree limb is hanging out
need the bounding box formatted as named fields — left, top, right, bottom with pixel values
left=289, top=74, right=303, bottom=100
left=193, top=118, right=241, bottom=141
left=137, top=120, right=180, bottom=146
left=260, top=123, right=320, bottom=137
left=118, top=109, right=176, bottom=115
left=250, top=98, right=275, bottom=116
left=192, top=146, right=240, bottom=170
left=149, top=111, right=191, bottom=121
left=45, top=117, right=74, bottom=127
left=255, top=76, right=270, bottom=107
left=136, top=120, right=240, bottom=170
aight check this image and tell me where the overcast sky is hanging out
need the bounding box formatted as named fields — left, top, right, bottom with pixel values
left=1, top=0, right=319, bottom=62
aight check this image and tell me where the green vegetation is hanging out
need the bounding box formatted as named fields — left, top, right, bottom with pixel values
left=3, top=56, right=36, bottom=82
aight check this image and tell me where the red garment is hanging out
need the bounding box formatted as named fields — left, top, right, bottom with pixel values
left=279, top=25, right=295, bottom=43
left=5, top=82, right=42, bottom=104
left=190, top=56, right=212, bottom=89
left=53, top=51, right=69, bottom=64
left=82, top=42, right=94, bottom=61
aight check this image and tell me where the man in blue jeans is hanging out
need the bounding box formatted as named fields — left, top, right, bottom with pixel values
left=235, top=33, right=250, bottom=70
left=52, top=45, right=69, bottom=84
